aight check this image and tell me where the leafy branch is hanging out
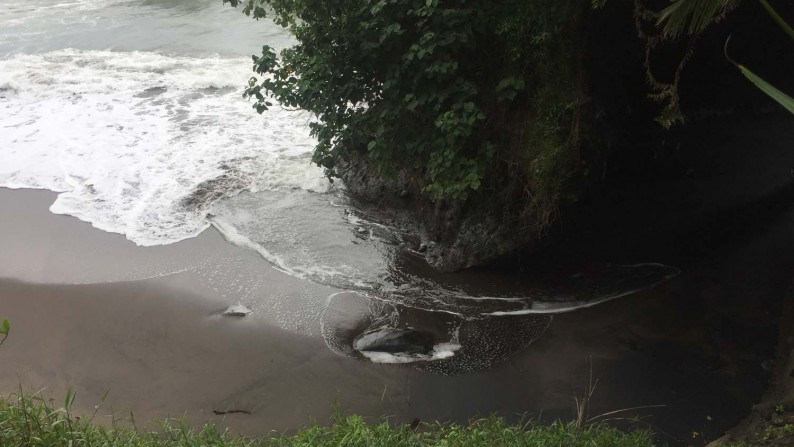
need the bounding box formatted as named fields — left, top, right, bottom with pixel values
left=225, top=0, right=585, bottom=209
left=612, top=0, right=793, bottom=125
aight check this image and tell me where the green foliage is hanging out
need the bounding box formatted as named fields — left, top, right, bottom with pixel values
left=732, top=61, right=794, bottom=115
left=654, top=0, right=792, bottom=43
left=606, top=0, right=794, bottom=126
left=758, top=0, right=794, bottom=41
left=654, top=0, right=792, bottom=42
left=0, top=393, right=656, bottom=447
left=618, top=0, right=743, bottom=128
left=660, top=1, right=794, bottom=119
left=274, top=415, right=656, bottom=447
left=225, top=0, right=584, bottom=202
left=0, top=393, right=252, bottom=447
left=723, top=1, right=794, bottom=117
left=656, top=0, right=738, bottom=38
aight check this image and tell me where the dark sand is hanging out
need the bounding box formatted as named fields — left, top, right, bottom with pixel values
left=2, top=123, right=794, bottom=447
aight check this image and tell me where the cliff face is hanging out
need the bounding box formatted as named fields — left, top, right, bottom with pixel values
left=339, top=153, right=544, bottom=272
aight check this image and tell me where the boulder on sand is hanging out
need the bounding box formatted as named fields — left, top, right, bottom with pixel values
left=353, top=327, right=434, bottom=355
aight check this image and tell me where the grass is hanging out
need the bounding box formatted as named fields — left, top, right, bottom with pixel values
left=0, top=392, right=657, bottom=447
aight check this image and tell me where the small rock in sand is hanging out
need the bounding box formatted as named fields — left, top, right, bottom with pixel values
left=354, top=327, right=434, bottom=355
left=222, top=304, right=252, bottom=317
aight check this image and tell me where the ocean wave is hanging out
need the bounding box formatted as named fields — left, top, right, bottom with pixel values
left=0, top=49, right=330, bottom=246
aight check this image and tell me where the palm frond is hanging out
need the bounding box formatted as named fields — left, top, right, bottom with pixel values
left=724, top=36, right=794, bottom=116
left=736, top=64, right=794, bottom=115
left=657, top=0, right=739, bottom=38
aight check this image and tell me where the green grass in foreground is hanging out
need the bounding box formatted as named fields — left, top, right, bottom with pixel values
left=0, top=394, right=656, bottom=447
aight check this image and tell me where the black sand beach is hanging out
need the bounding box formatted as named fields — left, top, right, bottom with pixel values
left=1, top=186, right=789, bottom=445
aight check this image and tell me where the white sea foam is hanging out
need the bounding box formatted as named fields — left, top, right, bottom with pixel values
left=222, top=303, right=253, bottom=316
left=0, top=49, right=330, bottom=245
left=359, top=343, right=462, bottom=364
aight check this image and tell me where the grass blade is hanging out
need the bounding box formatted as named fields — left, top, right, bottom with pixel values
left=65, top=390, right=75, bottom=414
left=0, top=319, right=9, bottom=345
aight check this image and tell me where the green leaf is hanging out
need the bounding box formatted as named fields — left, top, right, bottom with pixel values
left=735, top=63, right=794, bottom=115
left=0, top=319, right=8, bottom=335
left=657, top=0, right=738, bottom=38
left=758, top=0, right=794, bottom=42
left=65, top=390, right=76, bottom=413
left=225, top=0, right=580, bottom=205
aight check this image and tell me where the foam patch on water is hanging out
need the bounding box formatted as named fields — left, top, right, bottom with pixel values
left=478, top=263, right=681, bottom=315
left=0, top=49, right=330, bottom=245
left=359, top=343, right=462, bottom=364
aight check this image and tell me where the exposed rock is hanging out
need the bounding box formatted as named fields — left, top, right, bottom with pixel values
left=706, top=281, right=794, bottom=446
left=338, top=154, right=543, bottom=272
left=353, top=327, right=434, bottom=355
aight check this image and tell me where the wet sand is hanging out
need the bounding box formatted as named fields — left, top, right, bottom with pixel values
left=1, top=185, right=790, bottom=446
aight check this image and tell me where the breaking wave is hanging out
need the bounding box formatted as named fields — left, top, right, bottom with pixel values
left=0, top=49, right=330, bottom=245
